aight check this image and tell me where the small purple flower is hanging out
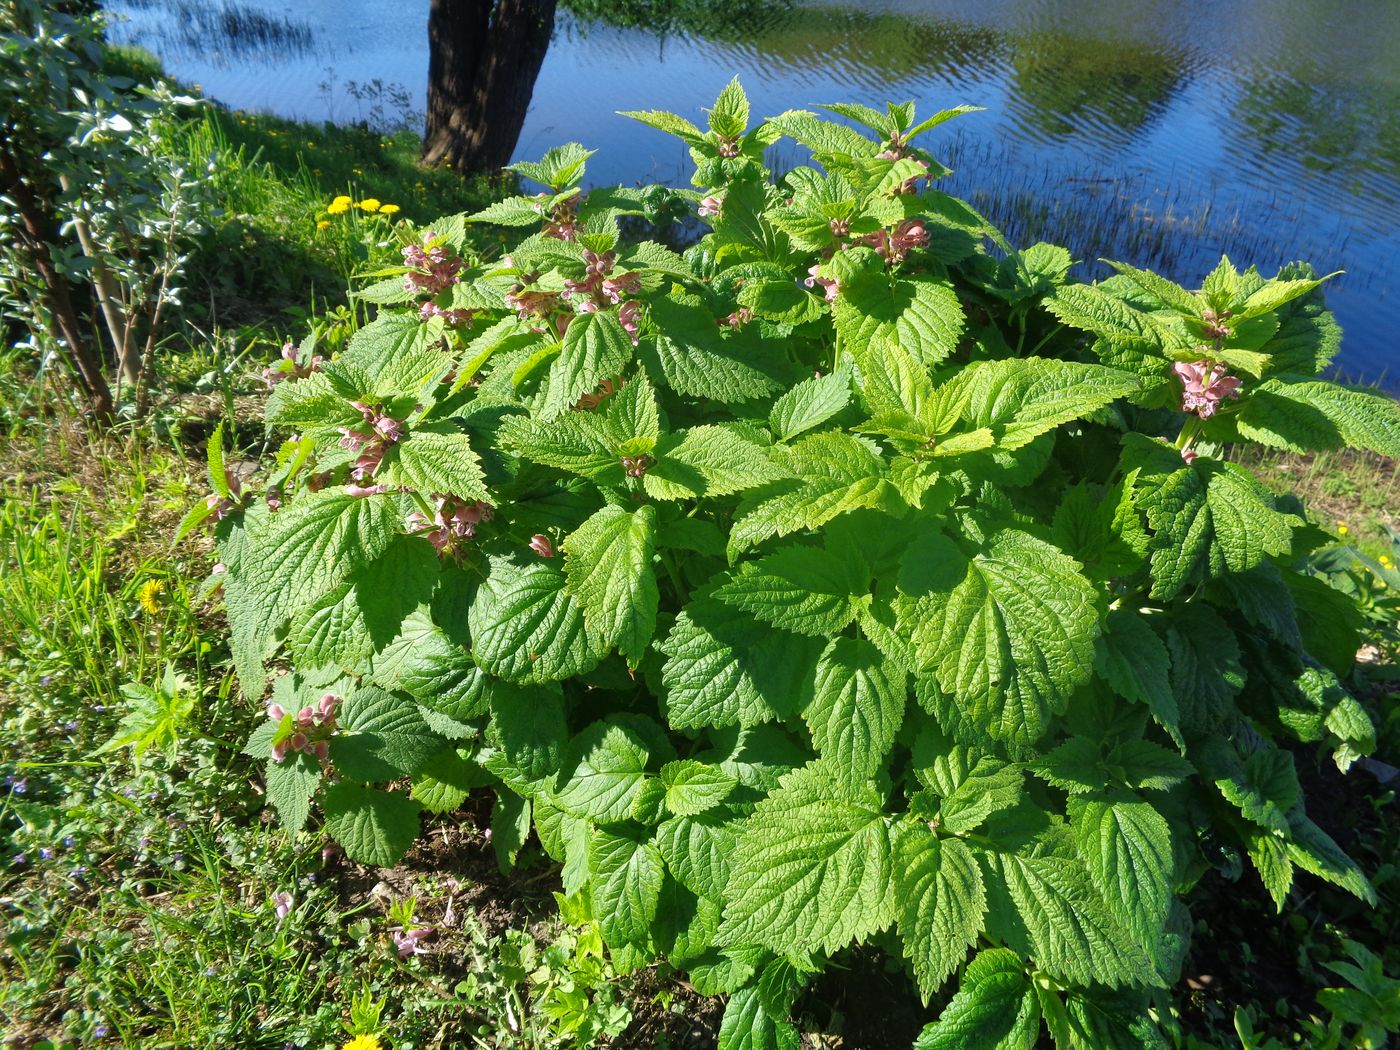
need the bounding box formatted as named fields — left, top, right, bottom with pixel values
left=63, top=720, right=78, bottom=731
left=8, top=777, right=26, bottom=795
left=40, top=675, right=53, bottom=686
left=13, top=852, right=26, bottom=865
left=94, top=1023, right=109, bottom=1038
left=618, top=301, right=642, bottom=344
left=39, top=847, right=53, bottom=860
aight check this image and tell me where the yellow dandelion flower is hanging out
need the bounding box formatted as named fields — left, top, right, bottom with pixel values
left=138, top=579, right=166, bottom=615
left=327, top=195, right=352, bottom=214
left=317, top=220, right=331, bottom=229
left=379, top=204, right=400, bottom=215
left=341, top=1036, right=383, bottom=1050
left=357, top=198, right=381, bottom=212
left=1336, top=520, right=1350, bottom=536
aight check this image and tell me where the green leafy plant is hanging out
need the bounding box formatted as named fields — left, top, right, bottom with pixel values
left=208, top=80, right=1400, bottom=1045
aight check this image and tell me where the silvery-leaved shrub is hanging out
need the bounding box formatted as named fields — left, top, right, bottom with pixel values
left=204, top=80, right=1400, bottom=1046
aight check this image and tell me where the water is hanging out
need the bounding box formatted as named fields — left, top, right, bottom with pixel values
left=104, top=0, right=1400, bottom=387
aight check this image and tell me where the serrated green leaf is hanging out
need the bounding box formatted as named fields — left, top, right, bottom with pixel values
left=1094, top=609, right=1180, bottom=747
left=647, top=425, right=790, bottom=500
left=1070, top=793, right=1174, bottom=952
left=962, top=358, right=1140, bottom=450
left=659, top=811, right=739, bottom=899
left=769, top=368, right=852, bottom=441
left=411, top=746, right=480, bottom=813
left=382, top=424, right=489, bottom=502
left=266, top=751, right=321, bottom=833
left=321, top=783, right=420, bottom=867
left=1236, top=379, right=1400, bottom=458
left=543, top=310, right=635, bottom=420
left=708, top=76, right=750, bottom=139
left=805, top=637, right=906, bottom=788
left=836, top=272, right=965, bottom=366
left=552, top=719, right=651, bottom=824
left=660, top=760, right=737, bottom=816
left=895, top=826, right=986, bottom=1002
left=331, top=685, right=444, bottom=782
left=713, top=544, right=867, bottom=637
left=562, top=504, right=658, bottom=663
left=717, top=985, right=800, bottom=1050
left=468, top=556, right=602, bottom=684
left=731, top=431, right=891, bottom=552
left=658, top=596, right=820, bottom=730
left=718, top=764, right=895, bottom=955
left=899, top=530, right=1098, bottom=748
left=914, top=948, right=1040, bottom=1050
left=987, top=852, right=1159, bottom=988
left=590, top=827, right=664, bottom=944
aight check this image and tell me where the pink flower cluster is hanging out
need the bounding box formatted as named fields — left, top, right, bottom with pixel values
left=719, top=306, right=753, bottom=329
left=621, top=454, right=651, bottom=478
left=1173, top=359, right=1242, bottom=419
left=418, top=301, right=475, bottom=326
left=401, top=231, right=463, bottom=295
left=261, top=341, right=322, bottom=389
left=697, top=194, right=724, bottom=219
left=534, top=192, right=581, bottom=241
left=405, top=495, right=494, bottom=554
left=1201, top=307, right=1233, bottom=342
left=268, top=692, right=340, bottom=763
left=563, top=249, right=639, bottom=307
left=338, top=400, right=405, bottom=493
left=504, top=272, right=561, bottom=323
left=863, top=218, right=930, bottom=264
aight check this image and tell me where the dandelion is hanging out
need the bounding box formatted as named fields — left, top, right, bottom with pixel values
left=341, top=1036, right=383, bottom=1050
left=1337, top=520, right=1350, bottom=536
left=357, top=198, right=381, bottom=212
left=317, top=219, right=331, bottom=229
left=327, top=195, right=352, bottom=214
left=379, top=203, right=400, bottom=215
left=137, top=578, right=165, bottom=614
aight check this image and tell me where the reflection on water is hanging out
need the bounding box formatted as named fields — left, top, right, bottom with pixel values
left=104, top=0, right=1400, bottom=385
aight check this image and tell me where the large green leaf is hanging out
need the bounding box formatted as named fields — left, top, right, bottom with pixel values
left=961, top=358, right=1140, bottom=450
left=899, top=530, right=1099, bottom=748
left=713, top=543, right=869, bottom=637
left=381, top=423, right=489, bottom=501
left=895, top=825, right=986, bottom=1002
left=658, top=595, right=820, bottom=730
left=321, top=783, right=420, bottom=867
left=804, top=637, right=906, bottom=787
left=914, top=948, right=1040, bottom=1050
left=987, top=852, right=1159, bottom=988
left=468, top=556, right=602, bottom=683
left=836, top=272, right=965, bottom=366
left=1070, top=793, right=1174, bottom=954
left=551, top=718, right=652, bottom=824
left=562, top=504, right=658, bottom=663
left=589, top=828, right=665, bottom=944
left=1235, top=378, right=1400, bottom=458
left=543, top=309, right=635, bottom=419
left=718, top=764, right=896, bottom=955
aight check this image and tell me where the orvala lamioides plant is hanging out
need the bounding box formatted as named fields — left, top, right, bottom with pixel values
left=201, top=79, right=1400, bottom=1047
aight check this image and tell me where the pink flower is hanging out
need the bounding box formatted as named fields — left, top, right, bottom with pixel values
left=418, top=301, right=475, bottom=326
left=1173, top=359, right=1242, bottom=419
left=392, top=926, right=433, bottom=958
left=804, top=264, right=839, bottom=303
left=1181, top=448, right=1199, bottom=465
left=529, top=534, right=554, bottom=558
left=697, top=194, right=724, bottom=219
left=261, top=341, right=322, bottom=388
left=405, top=496, right=495, bottom=554
left=618, top=301, right=642, bottom=344
left=272, top=891, right=293, bottom=921
left=268, top=692, right=341, bottom=763
left=402, top=231, right=463, bottom=295
left=719, top=306, right=753, bottom=329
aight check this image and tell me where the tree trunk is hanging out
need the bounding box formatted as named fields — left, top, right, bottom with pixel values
left=0, top=146, right=115, bottom=422
left=421, top=0, right=558, bottom=173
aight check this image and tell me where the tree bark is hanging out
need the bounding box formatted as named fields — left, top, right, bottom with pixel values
left=421, top=0, right=558, bottom=173
left=0, top=146, right=115, bottom=421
